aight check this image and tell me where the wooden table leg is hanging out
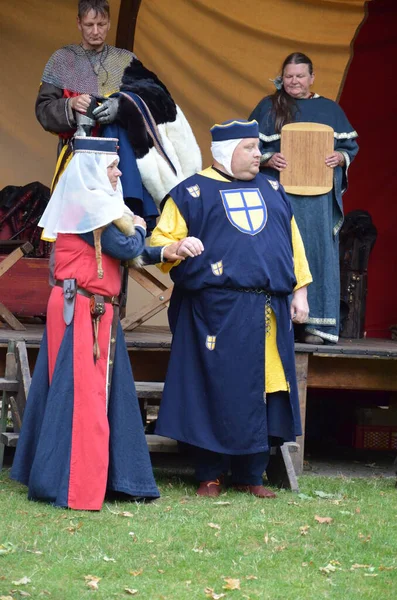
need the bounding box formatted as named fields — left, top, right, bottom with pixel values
left=291, top=352, right=309, bottom=475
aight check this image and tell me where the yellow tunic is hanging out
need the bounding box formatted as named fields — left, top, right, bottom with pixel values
left=151, top=168, right=312, bottom=393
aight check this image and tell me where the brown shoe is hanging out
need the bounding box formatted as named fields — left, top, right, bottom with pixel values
left=232, top=484, right=277, bottom=498
left=196, top=479, right=222, bottom=497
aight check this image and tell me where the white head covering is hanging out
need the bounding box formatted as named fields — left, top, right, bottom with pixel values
left=210, top=138, right=242, bottom=177
left=39, top=143, right=125, bottom=242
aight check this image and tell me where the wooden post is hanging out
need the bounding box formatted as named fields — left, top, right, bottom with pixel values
left=0, top=342, right=17, bottom=469
left=292, top=352, right=309, bottom=475
left=116, top=0, right=142, bottom=50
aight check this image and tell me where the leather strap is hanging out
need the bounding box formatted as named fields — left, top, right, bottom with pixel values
left=55, top=280, right=117, bottom=304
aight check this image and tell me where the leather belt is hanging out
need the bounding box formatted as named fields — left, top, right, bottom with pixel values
left=55, top=280, right=117, bottom=305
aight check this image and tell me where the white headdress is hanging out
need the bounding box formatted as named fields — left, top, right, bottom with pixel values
left=39, top=137, right=125, bottom=241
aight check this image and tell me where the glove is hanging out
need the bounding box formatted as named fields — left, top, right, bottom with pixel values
left=92, top=97, right=120, bottom=125
left=75, top=112, right=96, bottom=137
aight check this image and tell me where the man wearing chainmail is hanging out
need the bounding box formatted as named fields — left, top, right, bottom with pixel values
left=150, top=119, right=312, bottom=498
left=36, top=0, right=134, bottom=161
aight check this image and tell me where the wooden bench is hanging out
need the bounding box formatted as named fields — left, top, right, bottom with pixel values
left=135, top=380, right=299, bottom=492
left=0, top=340, right=31, bottom=469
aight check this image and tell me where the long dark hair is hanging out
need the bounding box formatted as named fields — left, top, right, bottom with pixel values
left=271, top=52, right=313, bottom=133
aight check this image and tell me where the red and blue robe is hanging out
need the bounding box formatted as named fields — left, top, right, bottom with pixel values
left=11, top=225, right=160, bottom=509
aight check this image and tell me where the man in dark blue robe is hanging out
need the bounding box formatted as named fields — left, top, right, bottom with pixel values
left=151, top=120, right=312, bottom=498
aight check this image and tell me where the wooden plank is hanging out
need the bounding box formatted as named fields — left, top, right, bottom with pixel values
left=13, top=341, right=31, bottom=430
left=0, top=247, right=24, bottom=278
left=135, top=381, right=164, bottom=400
left=146, top=434, right=178, bottom=453
left=280, top=122, right=334, bottom=195
left=0, top=378, right=19, bottom=392
left=0, top=242, right=33, bottom=277
left=121, top=287, right=173, bottom=331
left=291, top=352, right=309, bottom=475
left=0, top=302, right=26, bottom=331
left=307, top=355, right=397, bottom=391
left=0, top=432, right=19, bottom=447
left=128, top=267, right=169, bottom=295
left=0, top=342, right=17, bottom=469
left=266, top=443, right=299, bottom=491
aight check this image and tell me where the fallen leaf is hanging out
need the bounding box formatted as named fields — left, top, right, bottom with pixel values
left=124, top=589, right=138, bottom=595
left=158, top=570, right=165, bottom=574
left=205, top=588, right=225, bottom=599
left=164, top=506, right=172, bottom=512
left=84, top=575, right=101, bottom=591
left=11, top=577, right=31, bottom=586
left=364, top=574, right=378, bottom=577
left=192, top=547, right=203, bottom=553
left=213, top=501, right=231, bottom=506
left=264, top=533, right=269, bottom=544
left=355, top=507, right=361, bottom=514
left=275, top=545, right=287, bottom=552
left=0, top=542, right=16, bottom=556
left=120, top=511, right=134, bottom=518
left=315, top=515, right=333, bottom=524
left=300, top=525, right=310, bottom=536
left=330, top=560, right=341, bottom=566
left=0, top=596, right=14, bottom=600
left=350, top=564, right=371, bottom=570
left=379, top=565, right=397, bottom=571
left=19, top=593, right=31, bottom=598
left=223, top=578, right=240, bottom=590
left=103, top=556, right=116, bottom=562
left=358, top=533, right=371, bottom=543
left=65, top=521, right=83, bottom=534
left=129, top=569, right=143, bottom=577
left=245, top=575, right=257, bottom=580
left=319, top=564, right=336, bottom=575
left=208, top=523, right=221, bottom=530
left=302, top=562, right=308, bottom=567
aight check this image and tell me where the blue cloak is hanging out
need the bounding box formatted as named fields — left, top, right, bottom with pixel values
left=250, top=95, right=359, bottom=342
left=155, top=170, right=302, bottom=455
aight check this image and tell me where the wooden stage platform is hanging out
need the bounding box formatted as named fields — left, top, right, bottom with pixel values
left=1, top=325, right=397, bottom=474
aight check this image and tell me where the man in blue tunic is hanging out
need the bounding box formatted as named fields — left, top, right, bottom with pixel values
left=151, top=119, right=312, bottom=498
left=249, top=52, right=359, bottom=344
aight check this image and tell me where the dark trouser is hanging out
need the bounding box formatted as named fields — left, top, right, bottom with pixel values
left=193, top=391, right=295, bottom=485
left=194, top=448, right=270, bottom=486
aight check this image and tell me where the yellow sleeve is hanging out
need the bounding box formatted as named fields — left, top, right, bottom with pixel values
left=292, top=216, right=312, bottom=290
left=150, top=197, right=188, bottom=273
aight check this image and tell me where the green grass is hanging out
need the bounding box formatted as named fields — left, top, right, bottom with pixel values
left=1, top=468, right=397, bottom=600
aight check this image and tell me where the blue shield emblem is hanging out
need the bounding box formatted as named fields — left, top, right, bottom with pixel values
left=220, top=188, right=267, bottom=235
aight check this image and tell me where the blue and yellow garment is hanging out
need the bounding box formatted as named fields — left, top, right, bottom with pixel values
left=150, top=167, right=312, bottom=455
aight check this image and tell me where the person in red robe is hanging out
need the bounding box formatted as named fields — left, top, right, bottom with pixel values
left=11, top=136, right=200, bottom=510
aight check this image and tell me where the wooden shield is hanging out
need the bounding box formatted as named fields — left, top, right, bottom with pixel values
left=280, top=122, right=334, bottom=195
